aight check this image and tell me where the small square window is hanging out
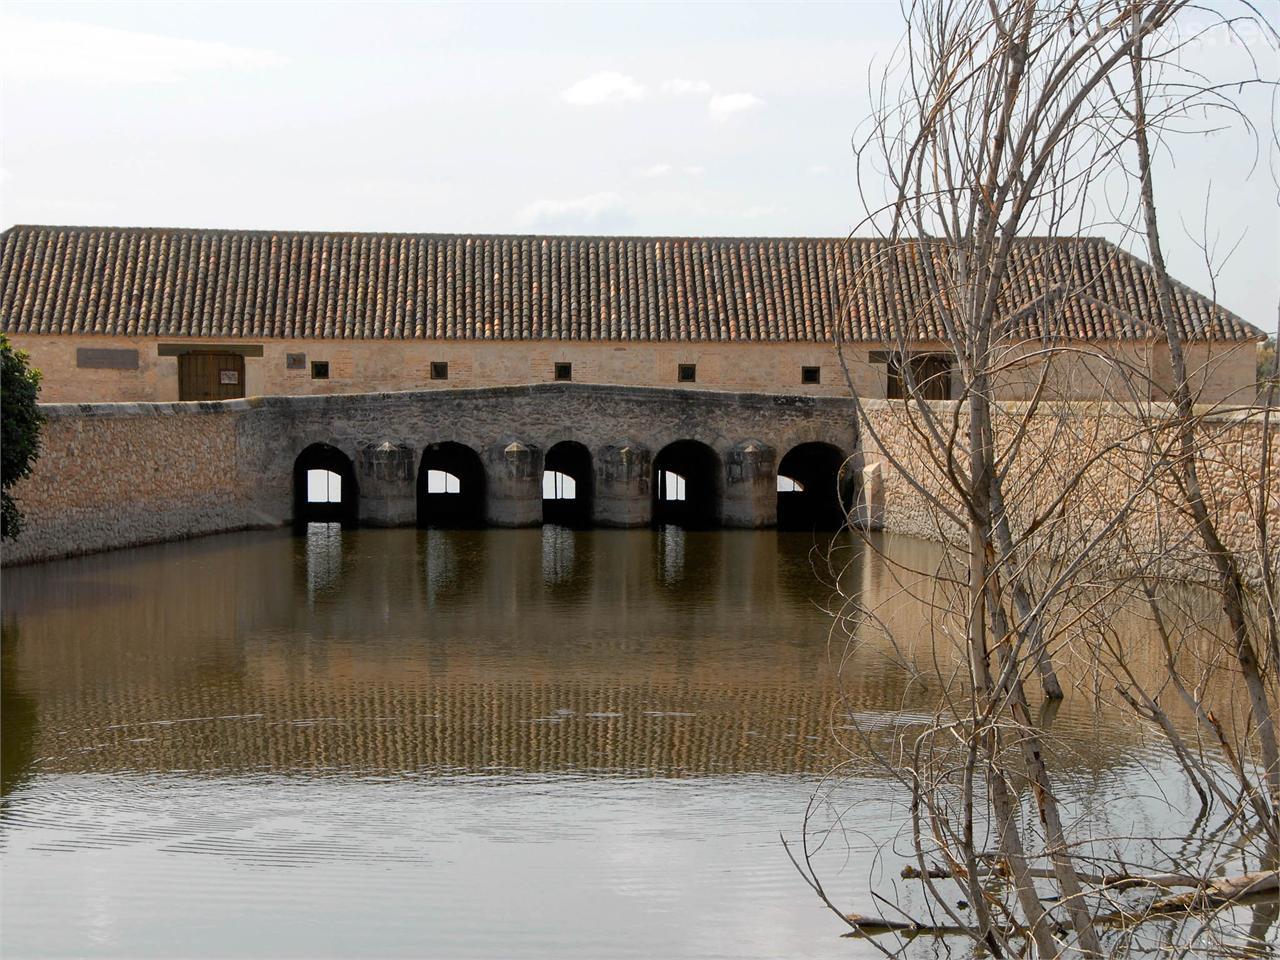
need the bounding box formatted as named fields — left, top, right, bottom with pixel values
left=286, top=352, right=307, bottom=370
left=801, top=365, right=821, bottom=385
left=554, top=362, right=572, bottom=381
left=310, top=361, right=329, bottom=380
left=677, top=363, right=697, bottom=383
left=430, top=361, right=449, bottom=381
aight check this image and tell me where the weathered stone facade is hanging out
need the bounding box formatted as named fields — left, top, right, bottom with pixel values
left=6, top=386, right=1272, bottom=576
left=859, top=399, right=1279, bottom=578
left=2, top=385, right=861, bottom=565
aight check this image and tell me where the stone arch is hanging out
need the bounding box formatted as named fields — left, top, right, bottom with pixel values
left=777, top=441, right=856, bottom=531
left=293, top=442, right=359, bottom=528
left=543, top=440, right=593, bottom=527
left=652, top=439, right=721, bottom=529
left=418, top=442, right=486, bottom=528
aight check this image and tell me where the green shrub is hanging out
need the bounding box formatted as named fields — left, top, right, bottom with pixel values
left=1, top=336, right=44, bottom=540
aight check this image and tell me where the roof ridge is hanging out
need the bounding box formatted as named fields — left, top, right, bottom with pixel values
left=0, top=223, right=1115, bottom=245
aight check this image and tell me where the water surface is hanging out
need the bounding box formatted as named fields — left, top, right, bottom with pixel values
left=0, top=527, right=1227, bottom=958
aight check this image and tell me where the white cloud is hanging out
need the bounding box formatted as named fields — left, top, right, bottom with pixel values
left=560, top=71, right=645, bottom=106
left=635, top=163, right=673, bottom=178
left=661, top=78, right=712, bottom=97
left=744, top=203, right=781, bottom=219
left=807, top=163, right=832, bottom=175
left=633, top=163, right=706, bottom=179
left=517, top=192, right=634, bottom=231
left=708, top=92, right=765, bottom=122
left=0, top=16, right=287, bottom=84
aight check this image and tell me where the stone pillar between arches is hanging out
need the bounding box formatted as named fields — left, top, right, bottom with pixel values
left=722, top=441, right=776, bottom=528
left=594, top=442, right=652, bottom=527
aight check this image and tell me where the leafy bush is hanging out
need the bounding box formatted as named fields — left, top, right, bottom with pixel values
left=1, top=336, right=44, bottom=540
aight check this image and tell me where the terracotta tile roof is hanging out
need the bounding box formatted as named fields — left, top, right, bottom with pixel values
left=0, top=225, right=1262, bottom=342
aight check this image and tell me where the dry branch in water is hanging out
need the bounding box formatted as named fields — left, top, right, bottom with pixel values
left=795, top=0, right=1280, bottom=956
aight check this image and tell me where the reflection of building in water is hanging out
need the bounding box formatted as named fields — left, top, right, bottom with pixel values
left=305, top=523, right=344, bottom=603
left=15, top=678, right=851, bottom=778
left=1, top=528, right=1231, bottom=785
left=422, top=528, right=460, bottom=606
left=541, top=525, right=576, bottom=586
left=659, top=525, right=685, bottom=585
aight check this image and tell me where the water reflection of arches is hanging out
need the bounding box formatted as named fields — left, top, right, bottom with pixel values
left=652, top=440, right=720, bottom=529
left=304, top=521, right=344, bottom=602
left=776, top=442, right=854, bottom=531
left=418, top=442, right=486, bottom=528
left=541, top=524, right=589, bottom=593
left=293, top=443, right=359, bottom=528
left=543, top=441, right=593, bottom=527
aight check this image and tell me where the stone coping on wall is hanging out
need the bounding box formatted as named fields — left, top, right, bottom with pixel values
left=38, top=388, right=1266, bottom=425
left=856, top=396, right=1275, bottom=425
left=36, top=382, right=866, bottom=420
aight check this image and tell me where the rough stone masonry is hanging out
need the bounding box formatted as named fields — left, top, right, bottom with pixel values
left=4, top=386, right=1273, bottom=580
left=2, top=384, right=862, bottom=565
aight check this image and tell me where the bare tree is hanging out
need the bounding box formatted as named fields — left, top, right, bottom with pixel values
left=789, top=0, right=1280, bottom=955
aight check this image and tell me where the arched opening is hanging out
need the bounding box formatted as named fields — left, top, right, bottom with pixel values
left=418, top=442, right=485, bottom=528
left=293, top=443, right=359, bottom=528
left=777, top=442, right=853, bottom=531
left=542, top=441, right=593, bottom=527
left=652, top=440, right=720, bottom=529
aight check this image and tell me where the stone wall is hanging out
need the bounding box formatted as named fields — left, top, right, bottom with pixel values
left=2, top=401, right=277, bottom=567
left=2, top=385, right=861, bottom=565
left=6, top=385, right=1271, bottom=574
left=858, top=399, right=1279, bottom=577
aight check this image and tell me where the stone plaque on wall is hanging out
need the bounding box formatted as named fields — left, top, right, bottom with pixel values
left=76, top=347, right=139, bottom=370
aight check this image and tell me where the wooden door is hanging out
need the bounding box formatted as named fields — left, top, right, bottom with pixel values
left=178, top=353, right=246, bottom=401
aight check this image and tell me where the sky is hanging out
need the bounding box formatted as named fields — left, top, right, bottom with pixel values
left=1, top=1, right=1277, bottom=331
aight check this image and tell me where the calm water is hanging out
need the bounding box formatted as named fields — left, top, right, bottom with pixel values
left=0, top=527, right=1225, bottom=958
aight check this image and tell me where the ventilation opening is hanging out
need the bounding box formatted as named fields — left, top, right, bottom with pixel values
left=543, top=441, right=593, bottom=527
left=293, top=443, right=358, bottom=529
left=307, top=469, right=342, bottom=503
left=425, top=470, right=461, bottom=494
left=544, top=471, right=576, bottom=499
left=418, top=442, right=485, bottom=528
left=652, top=440, right=719, bottom=529
left=776, top=442, right=853, bottom=531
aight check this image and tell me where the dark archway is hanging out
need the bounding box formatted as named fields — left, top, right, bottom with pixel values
left=542, top=441, right=594, bottom=527
left=293, top=443, right=359, bottom=528
left=776, top=442, right=853, bottom=531
left=652, top=440, right=720, bottom=529
left=418, top=442, right=486, bottom=528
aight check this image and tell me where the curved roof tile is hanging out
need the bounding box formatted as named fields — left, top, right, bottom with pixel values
left=0, top=225, right=1262, bottom=343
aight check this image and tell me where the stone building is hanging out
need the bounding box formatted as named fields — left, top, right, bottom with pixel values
left=0, top=224, right=1264, bottom=404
